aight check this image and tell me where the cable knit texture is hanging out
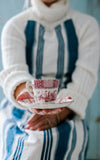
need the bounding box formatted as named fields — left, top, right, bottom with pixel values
left=31, top=0, right=68, bottom=22
left=0, top=0, right=100, bottom=118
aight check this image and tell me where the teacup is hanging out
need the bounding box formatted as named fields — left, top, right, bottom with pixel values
left=26, top=79, right=59, bottom=103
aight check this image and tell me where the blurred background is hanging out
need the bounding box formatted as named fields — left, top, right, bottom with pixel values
left=0, top=0, right=100, bottom=159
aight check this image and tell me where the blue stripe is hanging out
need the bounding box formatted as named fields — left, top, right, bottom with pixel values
left=0, top=98, right=9, bottom=111
left=2, top=107, right=25, bottom=159
left=5, top=125, right=24, bottom=160
left=41, top=130, right=46, bottom=160
left=12, top=128, right=26, bottom=160
left=67, top=118, right=77, bottom=160
left=13, top=136, right=21, bottom=159
left=55, top=25, right=65, bottom=89
left=64, top=19, right=78, bottom=87
left=15, top=137, right=23, bottom=160
left=12, top=107, right=25, bottom=121
left=4, top=124, right=23, bottom=160
left=17, top=137, right=25, bottom=160
left=2, top=119, right=14, bottom=159
left=25, top=20, right=36, bottom=74
left=41, top=129, right=53, bottom=160
left=48, top=129, right=53, bottom=160
left=84, top=127, right=89, bottom=159
left=54, top=121, right=71, bottom=160
left=5, top=126, right=19, bottom=160
left=36, top=24, right=45, bottom=79
left=44, top=130, right=50, bottom=160
left=16, top=134, right=28, bottom=160
left=78, top=120, right=87, bottom=160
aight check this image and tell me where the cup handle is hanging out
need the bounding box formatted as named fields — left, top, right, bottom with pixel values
left=26, top=81, right=35, bottom=98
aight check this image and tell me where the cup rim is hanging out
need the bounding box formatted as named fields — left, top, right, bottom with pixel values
left=28, top=79, right=59, bottom=89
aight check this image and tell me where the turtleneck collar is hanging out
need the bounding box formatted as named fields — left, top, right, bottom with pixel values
left=31, top=0, right=68, bottom=23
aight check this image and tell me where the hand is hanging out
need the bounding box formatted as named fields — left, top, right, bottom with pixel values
left=29, top=108, right=64, bottom=115
left=14, top=82, right=34, bottom=101
left=25, top=113, right=59, bottom=131
left=25, top=107, right=74, bottom=131
left=14, top=82, right=26, bottom=99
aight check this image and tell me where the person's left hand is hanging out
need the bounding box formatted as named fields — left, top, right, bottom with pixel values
left=29, top=108, right=64, bottom=115
left=25, top=113, right=59, bottom=131
left=25, top=107, right=73, bottom=131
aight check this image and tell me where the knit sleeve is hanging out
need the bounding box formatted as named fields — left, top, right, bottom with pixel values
left=0, top=17, right=33, bottom=109
left=58, top=17, right=100, bottom=119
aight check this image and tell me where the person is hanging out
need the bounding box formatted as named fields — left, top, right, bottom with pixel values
left=0, top=0, right=100, bottom=159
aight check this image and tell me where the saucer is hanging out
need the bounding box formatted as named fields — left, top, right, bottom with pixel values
left=18, top=97, right=74, bottom=109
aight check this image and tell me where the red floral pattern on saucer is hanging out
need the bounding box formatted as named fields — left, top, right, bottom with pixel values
left=17, top=90, right=73, bottom=109
left=18, top=96, right=73, bottom=105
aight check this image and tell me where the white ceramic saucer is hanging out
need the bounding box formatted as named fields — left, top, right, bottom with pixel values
left=18, top=97, right=74, bottom=109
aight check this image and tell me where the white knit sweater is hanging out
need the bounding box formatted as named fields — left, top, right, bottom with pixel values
left=0, top=0, right=100, bottom=118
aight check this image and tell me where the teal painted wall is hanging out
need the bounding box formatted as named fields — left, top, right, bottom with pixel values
left=0, top=0, right=100, bottom=159
left=70, top=1, right=100, bottom=159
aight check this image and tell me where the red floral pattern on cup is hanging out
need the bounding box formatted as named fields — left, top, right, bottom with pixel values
left=37, top=90, right=58, bottom=103
left=34, top=79, right=59, bottom=89
left=26, top=79, right=59, bottom=103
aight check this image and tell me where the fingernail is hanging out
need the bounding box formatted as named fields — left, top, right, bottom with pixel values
left=38, top=129, right=41, bottom=131
left=27, top=119, right=32, bottom=124
left=30, top=127, right=35, bottom=130
left=27, top=121, right=30, bottom=124
left=24, top=125, right=30, bottom=129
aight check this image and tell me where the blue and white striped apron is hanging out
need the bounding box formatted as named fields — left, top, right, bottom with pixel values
left=0, top=19, right=88, bottom=160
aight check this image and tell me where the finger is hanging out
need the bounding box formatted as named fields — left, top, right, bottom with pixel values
left=28, top=115, right=55, bottom=130
left=59, top=107, right=65, bottom=110
left=43, top=109, right=52, bottom=113
left=38, top=117, right=58, bottom=131
left=27, top=116, right=45, bottom=127
left=35, top=109, right=43, bottom=112
left=27, top=114, right=41, bottom=124
left=47, top=108, right=62, bottom=114
left=42, top=108, right=61, bottom=114
left=24, top=124, right=30, bottom=129
left=29, top=108, right=42, bottom=114
left=29, top=119, right=48, bottom=130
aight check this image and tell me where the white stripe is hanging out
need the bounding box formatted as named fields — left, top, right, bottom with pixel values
left=71, top=119, right=84, bottom=160
left=0, top=98, right=7, bottom=108
left=0, top=114, right=7, bottom=159
left=16, top=110, right=31, bottom=130
left=82, top=125, right=88, bottom=159
left=21, top=130, right=43, bottom=160
left=42, top=29, right=58, bottom=77
left=50, top=127, right=58, bottom=160
left=61, top=23, right=69, bottom=86
left=61, top=23, right=69, bottom=88
left=33, top=23, right=39, bottom=77
left=64, top=120, right=74, bottom=160
left=0, top=103, right=14, bottom=159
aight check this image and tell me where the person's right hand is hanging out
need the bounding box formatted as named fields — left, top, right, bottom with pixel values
left=14, top=82, right=35, bottom=101
left=14, top=82, right=26, bottom=99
